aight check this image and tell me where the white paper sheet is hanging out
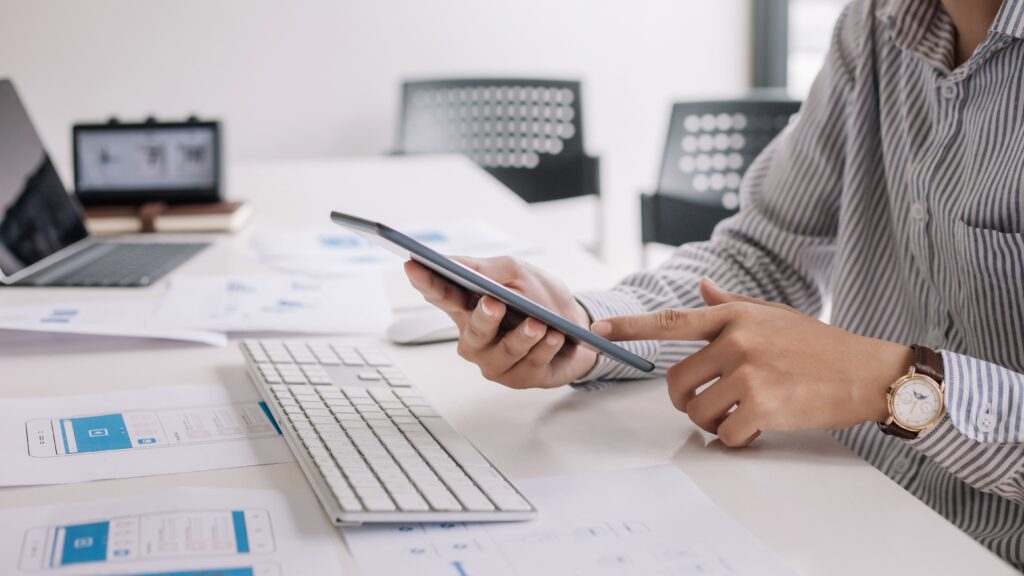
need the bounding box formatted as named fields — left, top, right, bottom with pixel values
left=343, top=465, right=795, bottom=576
left=150, top=274, right=391, bottom=334
left=1, top=486, right=342, bottom=576
left=0, top=302, right=226, bottom=346
left=251, top=220, right=537, bottom=277
left=0, top=384, right=294, bottom=487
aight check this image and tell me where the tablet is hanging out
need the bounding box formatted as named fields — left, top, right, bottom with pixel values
left=330, top=211, right=655, bottom=373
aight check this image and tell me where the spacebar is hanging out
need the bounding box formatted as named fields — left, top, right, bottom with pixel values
left=419, top=417, right=491, bottom=469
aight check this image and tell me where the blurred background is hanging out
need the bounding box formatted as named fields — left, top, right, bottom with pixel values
left=0, top=0, right=846, bottom=276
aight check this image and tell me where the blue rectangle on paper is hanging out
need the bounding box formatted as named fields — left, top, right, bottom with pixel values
left=67, top=414, right=132, bottom=453
left=232, top=511, right=249, bottom=553
left=122, top=565, right=256, bottom=569
left=59, top=521, right=109, bottom=565
left=258, top=401, right=282, bottom=435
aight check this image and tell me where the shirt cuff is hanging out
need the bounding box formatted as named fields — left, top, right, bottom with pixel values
left=571, top=289, right=660, bottom=384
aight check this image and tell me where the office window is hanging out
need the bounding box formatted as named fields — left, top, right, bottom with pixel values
left=787, top=0, right=847, bottom=98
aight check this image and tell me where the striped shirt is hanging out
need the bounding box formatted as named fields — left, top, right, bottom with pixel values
left=576, top=0, right=1024, bottom=568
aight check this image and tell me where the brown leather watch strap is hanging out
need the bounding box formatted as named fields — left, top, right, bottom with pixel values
left=878, top=345, right=945, bottom=440
left=881, top=421, right=919, bottom=440
left=912, top=345, right=944, bottom=383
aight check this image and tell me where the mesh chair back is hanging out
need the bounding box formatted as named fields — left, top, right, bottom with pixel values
left=398, top=79, right=596, bottom=203
left=643, top=97, right=801, bottom=246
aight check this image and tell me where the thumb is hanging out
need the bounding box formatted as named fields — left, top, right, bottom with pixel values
left=452, top=255, right=521, bottom=284
left=699, top=277, right=791, bottom=311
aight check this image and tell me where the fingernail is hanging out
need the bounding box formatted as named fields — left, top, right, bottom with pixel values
left=546, top=332, right=561, bottom=346
left=480, top=298, right=494, bottom=316
left=703, top=276, right=722, bottom=290
left=591, top=321, right=611, bottom=336
left=523, top=318, right=541, bottom=337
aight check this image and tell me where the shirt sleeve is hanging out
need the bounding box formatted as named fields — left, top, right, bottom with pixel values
left=909, top=352, right=1024, bottom=503
left=575, top=4, right=864, bottom=383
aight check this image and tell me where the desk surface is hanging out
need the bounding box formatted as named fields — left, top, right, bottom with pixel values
left=0, top=156, right=1013, bottom=575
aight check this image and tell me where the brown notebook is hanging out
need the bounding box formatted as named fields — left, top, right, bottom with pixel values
left=84, top=201, right=253, bottom=235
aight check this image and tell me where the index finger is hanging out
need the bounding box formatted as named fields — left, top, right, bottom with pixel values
left=591, top=306, right=735, bottom=342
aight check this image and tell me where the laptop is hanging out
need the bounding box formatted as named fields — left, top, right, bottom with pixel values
left=0, top=79, right=207, bottom=287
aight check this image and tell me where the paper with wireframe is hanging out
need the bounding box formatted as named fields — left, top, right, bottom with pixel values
left=343, top=465, right=795, bottom=576
left=1, top=487, right=341, bottom=575
left=0, top=384, right=294, bottom=487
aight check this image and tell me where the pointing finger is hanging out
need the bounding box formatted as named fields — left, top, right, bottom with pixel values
left=591, top=306, right=735, bottom=342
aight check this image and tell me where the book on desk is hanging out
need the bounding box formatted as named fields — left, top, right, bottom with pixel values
left=83, top=201, right=253, bottom=234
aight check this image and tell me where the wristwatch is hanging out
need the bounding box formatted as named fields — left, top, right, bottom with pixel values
left=878, top=345, right=945, bottom=439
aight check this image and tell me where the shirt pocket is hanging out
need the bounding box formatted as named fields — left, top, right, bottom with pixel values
left=952, top=219, right=1024, bottom=369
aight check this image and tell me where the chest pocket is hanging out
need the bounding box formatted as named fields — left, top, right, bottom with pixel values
left=952, top=219, right=1024, bottom=371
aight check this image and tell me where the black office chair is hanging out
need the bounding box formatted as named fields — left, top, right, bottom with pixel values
left=397, top=79, right=599, bottom=204
left=641, top=97, right=801, bottom=250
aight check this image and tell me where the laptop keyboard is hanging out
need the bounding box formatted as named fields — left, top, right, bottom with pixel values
left=36, top=242, right=208, bottom=287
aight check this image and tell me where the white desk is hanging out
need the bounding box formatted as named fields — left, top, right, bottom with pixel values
left=0, top=156, right=1013, bottom=575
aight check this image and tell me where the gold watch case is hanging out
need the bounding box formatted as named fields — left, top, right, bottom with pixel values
left=885, top=367, right=945, bottom=432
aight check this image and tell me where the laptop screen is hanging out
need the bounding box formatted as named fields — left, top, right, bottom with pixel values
left=0, top=80, right=88, bottom=278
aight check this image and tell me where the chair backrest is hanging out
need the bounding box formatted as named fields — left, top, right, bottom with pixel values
left=643, top=96, right=801, bottom=246
left=397, top=78, right=597, bottom=203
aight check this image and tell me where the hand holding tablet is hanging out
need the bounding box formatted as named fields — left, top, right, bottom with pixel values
left=330, top=211, right=655, bottom=386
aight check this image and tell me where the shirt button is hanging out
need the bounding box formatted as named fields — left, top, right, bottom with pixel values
left=910, top=202, right=929, bottom=222
left=891, top=456, right=911, bottom=474
left=977, top=403, right=997, bottom=434
left=941, top=84, right=958, bottom=99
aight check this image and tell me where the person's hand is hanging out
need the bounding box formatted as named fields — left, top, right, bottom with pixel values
left=404, top=256, right=598, bottom=388
left=592, top=278, right=912, bottom=447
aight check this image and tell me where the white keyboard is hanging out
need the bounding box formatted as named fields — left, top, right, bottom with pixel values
left=241, top=340, right=536, bottom=525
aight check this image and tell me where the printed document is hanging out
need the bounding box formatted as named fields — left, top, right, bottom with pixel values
left=151, top=274, right=391, bottom=334
left=343, top=465, right=795, bottom=576
left=0, top=301, right=226, bottom=346
left=0, top=384, right=294, bottom=487
left=2, top=487, right=342, bottom=576
left=251, top=219, right=537, bottom=277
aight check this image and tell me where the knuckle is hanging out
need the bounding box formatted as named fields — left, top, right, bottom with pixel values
left=496, top=256, right=522, bottom=277
left=655, top=308, right=685, bottom=333
left=499, top=336, right=521, bottom=358
left=668, top=385, right=687, bottom=412
left=724, top=330, right=753, bottom=355
left=464, top=321, right=486, bottom=341
left=479, top=365, right=499, bottom=381
left=666, top=362, right=685, bottom=384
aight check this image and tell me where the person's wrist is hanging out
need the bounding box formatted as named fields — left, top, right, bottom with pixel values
left=855, top=340, right=914, bottom=423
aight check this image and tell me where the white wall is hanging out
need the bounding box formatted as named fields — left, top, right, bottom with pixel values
left=0, top=0, right=751, bottom=273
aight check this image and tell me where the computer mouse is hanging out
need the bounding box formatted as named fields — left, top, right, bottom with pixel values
left=387, top=308, right=461, bottom=345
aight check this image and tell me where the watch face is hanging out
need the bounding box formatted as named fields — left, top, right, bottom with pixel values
left=892, top=376, right=942, bottom=429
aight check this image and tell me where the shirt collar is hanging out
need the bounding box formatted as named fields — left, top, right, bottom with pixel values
left=881, top=0, right=1024, bottom=43
left=991, top=0, right=1024, bottom=38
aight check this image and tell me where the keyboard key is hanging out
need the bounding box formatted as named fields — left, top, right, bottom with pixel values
left=419, top=417, right=491, bottom=468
